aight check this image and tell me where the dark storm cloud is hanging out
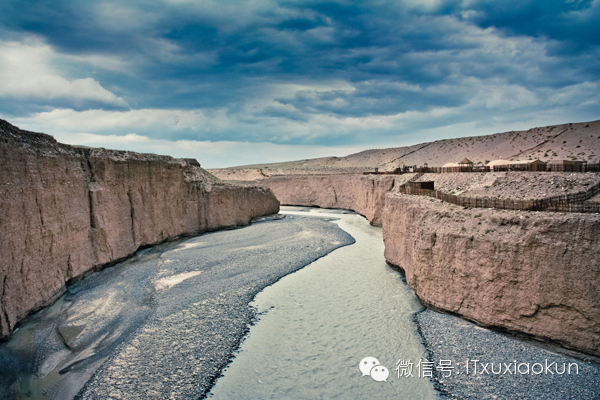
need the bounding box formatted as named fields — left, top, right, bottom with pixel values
left=0, top=0, right=598, bottom=146
left=276, top=81, right=470, bottom=117
left=258, top=106, right=311, bottom=122
left=447, top=0, right=600, bottom=52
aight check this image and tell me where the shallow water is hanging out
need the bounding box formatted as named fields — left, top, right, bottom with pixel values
left=0, top=214, right=353, bottom=399
left=209, top=207, right=438, bottom=399
left=0, top=207, right=438, bottom=399
left=0, top=242, right=175, bottom=399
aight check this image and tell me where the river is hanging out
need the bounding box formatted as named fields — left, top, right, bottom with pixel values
left=0, top=207, right=437, bottom=399
left=209, top=207, right=437, bottom=399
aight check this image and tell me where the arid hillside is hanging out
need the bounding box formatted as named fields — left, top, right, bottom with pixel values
left=210, top=119, right=600, bottom=180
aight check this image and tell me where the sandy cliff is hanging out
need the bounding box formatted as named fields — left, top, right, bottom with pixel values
left=254, top=170, right=599, bottom=356
left=0, top=120, right=279, bottom=339
left=259, top=171, right=600, bottom=223
left=382, top=193, right=600, bottom=356
left=260, top=174, right=416, bottom=225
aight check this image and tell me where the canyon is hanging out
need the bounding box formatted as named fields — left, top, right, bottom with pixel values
left=259, top=174, right=409, bottom=225
left=212, top=120, right=600, bottom=358
left=0, top=119, right=279, bottom=340
left=2, top=117, right=598, bottom=360
left=244, top=172, right=600, bottom=357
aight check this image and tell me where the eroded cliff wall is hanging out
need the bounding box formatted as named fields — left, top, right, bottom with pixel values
left=0, top=120, right=279, bottom=339
left=261, top=174, right=415, bottom=225
left=383, top=193, right=600, bottom=356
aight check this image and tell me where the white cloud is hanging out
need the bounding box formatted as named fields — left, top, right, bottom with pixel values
left=0, top=38, right=128, bottom=108
left=19, top=108, right=212, bottom=132
left=545, top=81, right=600, bottom=107
left=63, top=53, right=133, bottom=73
left=14, top=99, right=416, bottom=142
left=478, top=82, right=540, bottom=110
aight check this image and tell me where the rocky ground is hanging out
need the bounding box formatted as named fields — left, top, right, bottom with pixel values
left=1, top=206, right=597, bottom=399
left=0, top=216, right=353, bottom=400
left=418, top=172, right=600, bottom=199
left=0, top=118, right=279, bottom=341
left=384, top=193, right=600, bottom=356
left=78, top=216, right=354, bottom=400
left=220, top=171, right=600, bottom=204
left=417, top=310, right=600, bottom=400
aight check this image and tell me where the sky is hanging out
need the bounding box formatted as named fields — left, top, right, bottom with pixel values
left=0, top=0, right=599, bottom=168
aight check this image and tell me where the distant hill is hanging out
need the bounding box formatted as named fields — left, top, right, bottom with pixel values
left=210, top=119, right=600, bottom=180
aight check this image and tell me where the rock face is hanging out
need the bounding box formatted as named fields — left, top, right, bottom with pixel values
left=383, top=193, right=600, bottom=356
left=230, top=170, right=599, bottom=356
left=0, top=120, right=279, bottom=339
left=260, top=174, right=415, bottom=225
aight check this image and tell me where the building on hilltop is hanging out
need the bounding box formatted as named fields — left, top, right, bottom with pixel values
left=488, top=159, right=548, bottom=172
left=548, top=160, right=585, bottom=172
left=458, top=158, right=474, bottom=172
left=441, top=162, right=459, bottom=173
left=529, top=159, right=547, bottom=171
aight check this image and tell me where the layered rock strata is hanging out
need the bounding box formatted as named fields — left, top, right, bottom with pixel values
left=0, top=120, right=279, bottom=339
left=383, top=193, right=600, bottom=356
left=260, top=174, right=416, bottom=225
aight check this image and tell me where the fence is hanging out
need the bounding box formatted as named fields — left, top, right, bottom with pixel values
left=586, top=163, right=600, bottom=172
left=365, top=163, right=600, bottom=175
left=424, top=166, right=491, bottom=173
left=397, top=182, right=600, bottom=213
left=488, top=162, right=600, bottom=173
left=546, top=162, right=600, bottom=172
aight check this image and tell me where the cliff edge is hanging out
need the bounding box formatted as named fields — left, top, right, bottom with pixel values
left=0, top=119, right=279, bottom=339
left=260, top=174, right=415, bottom=225
left=254, top=171, right=599, bottom=356
left=383, top=193, right=600, bottom=356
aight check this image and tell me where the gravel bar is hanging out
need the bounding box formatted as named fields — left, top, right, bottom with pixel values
left=416, top=309, right=600, bottom=399
left=0, top=215, right=353, bottom=400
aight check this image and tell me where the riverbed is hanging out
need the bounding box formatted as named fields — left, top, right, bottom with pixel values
left=209, top=207, right=437, bottom=399
left=2, top=206, right=595, bottom=399
left=0, top=211, right=355, bottom=399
